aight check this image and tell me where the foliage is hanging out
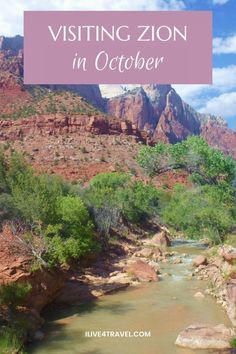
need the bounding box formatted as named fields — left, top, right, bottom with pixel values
left=137, top=136, right=236, bottom=185
left=7, top=153, right=68, bottom=225
left=0, top=325, right=25, bottom=354
left=83, top=173, right=160, bottom=239
left=0, top=282, right=31, bottom=310
left=161, top=183, right=235, bottom=243
left=0, top=152, right=97, bottom=266
left=230, top=337, right=236, bottom=348
left=45, top=196, right=96, bottom=265
left=118, top=181, right=160, bottom=223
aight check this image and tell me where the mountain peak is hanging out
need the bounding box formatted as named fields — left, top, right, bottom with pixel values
left=0, top=35, right=23, bottom=53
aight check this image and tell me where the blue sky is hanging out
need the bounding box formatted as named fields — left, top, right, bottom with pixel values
left=0, top=0, right=236, bottom=128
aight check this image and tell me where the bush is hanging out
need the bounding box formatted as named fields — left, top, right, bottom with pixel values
left=7, top=154, right=68, bottom=225
left=0, top=325, right=24, bottom=354
left=83, top=173, right=160, bottom=238
left=117, top=181, right=160, bottom=223
left=45, top=196, right=96, bottom=265
left=230, top=337, right=236, bottom=348
left=0, top=282, right=32, bottom=310
left=161, top=184, right=235, bottom=243
left=137, top=136, right=236, bottom=185
left=89, top=172, right=130, bottom=190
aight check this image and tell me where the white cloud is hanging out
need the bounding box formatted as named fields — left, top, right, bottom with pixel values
left=199, top=92, right=236, bottom=117
left=0, top=0, right=186, bottom=36
left=213, top=34, right=236, bottom=54
left=213, top=65, right=236, bottom=89
left=173, top=65, right=236, bottom=106
left=213, top=0, right=230, bottom=4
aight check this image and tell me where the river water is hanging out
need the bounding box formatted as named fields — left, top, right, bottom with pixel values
left=29, top=242, right=232, bottom=354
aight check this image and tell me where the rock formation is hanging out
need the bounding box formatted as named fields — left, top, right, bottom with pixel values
left=107, top=84, right=236, bottom=158
left=0, top=35, right=105, bottom=110
left=175, top=323, right=234, bottom=349
left=1, top=36, right=236, bottom=159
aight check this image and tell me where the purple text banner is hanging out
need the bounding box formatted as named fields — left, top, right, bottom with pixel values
left=24, top=11, right=212, bottom=84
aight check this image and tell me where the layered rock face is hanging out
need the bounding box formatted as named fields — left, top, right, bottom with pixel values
left=0, top=36, right=104, bottom=110
left=1, top=36, right=236, bottom=159
left=0, top=114, right=146, bottom=142
left=201, top=120, right=236, bottom=159
left=107, top=84, right=202, bottom=142
left=107, top=84, right=236, bottom=158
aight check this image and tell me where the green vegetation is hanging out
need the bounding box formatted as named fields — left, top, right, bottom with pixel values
left=161, top=184, right=235, bottom=243
left=230, top=337, right=236, bottom=348
left=137, top=136, right=236, bottom=244
left=1, top=135, right=236, bottom=352
left=0, top=282, right=31, bottom=311
left=0, top=325, right=25, bottom=354
left=137, top=136, right=236, bottom=184
left=0, top=150, right=97, bottom=267
left=0, top=151, right=160, bottom=264
left=0, top=91, right=102, bottom=120
left=79, top=172, right=160, bottom=245
left=0, top=283, right=31, bottom=354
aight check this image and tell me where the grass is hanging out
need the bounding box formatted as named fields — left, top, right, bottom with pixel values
left=225, top=233, right=236, bottom=248
left=0, top=326, right=25, bottom=354
left=230, top=337, right=236, bottom=348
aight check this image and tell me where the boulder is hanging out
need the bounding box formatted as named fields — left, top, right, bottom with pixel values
left=151, top=230, right=171, bottom=248
left=226, top=281, right=236, bottom=327
left=221, top=247, right=236, bottom=264
left=173, top=257, right=182, bottom=264
left=152, top=247, right=162, bottom=259
left=192, top=255, right=207, bottom=267
left=175, top=323, right=234, bottom=349
left=125, top=260, right=158, bottom=282
left=136, top=247, right=162, bottom=260
left=136, top=248, right=153, bottom=258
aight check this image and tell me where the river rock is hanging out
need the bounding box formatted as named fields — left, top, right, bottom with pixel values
left=221, top=247, right=236, bottom=264
left=147, top=261, right=160, bottom=273
left=33, top=330, right=45, bottom=341
left=194, top=291, right=205, bottom=299
left=152, top=247, right=163, bottom=260
left=226, top=281, right=236, bottom=327
left=136, top=247, right=154, bottom=258
left=125, top=260, right=158, bottom=282
left=175, top=323, right=234, bottom=349
left=173, top=257, right=182, bottom=264
left=151, top=230, right=171, bottom=248
left=192, top=255, right=208, bottom=267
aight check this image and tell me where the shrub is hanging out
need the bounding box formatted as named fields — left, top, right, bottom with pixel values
left=56, top=196, right=94, bottom=239
left=89, top=172, right=130, bottom=190
left=45, top=196, right=96, bottom=265
left=137, top=136, right=236, bottom=185
left=161, top=184, right=235, bottom=243
left=7, top=153, right=68, bottom=225
left=0, top=325, right=24, bottom=354
left=0, top=282, right=32, bottom=310
left=117, top=181, right=160, bottom=223
left=83, top=173, right=160, bottom=238
left=230, top=337, right=236, bottom=348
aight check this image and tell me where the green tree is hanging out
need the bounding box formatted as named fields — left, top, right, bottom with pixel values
left=137, top=136, right=236, bottom=185
left=45, top=196, right=96, bottom=265
left=161, top=184, right=235, bottom=243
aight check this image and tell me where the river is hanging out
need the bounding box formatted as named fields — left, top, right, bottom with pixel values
left=29, top=241, right=232, bottom=354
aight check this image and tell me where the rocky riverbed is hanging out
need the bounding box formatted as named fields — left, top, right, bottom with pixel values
left=27, top=231, right=236, bottom=354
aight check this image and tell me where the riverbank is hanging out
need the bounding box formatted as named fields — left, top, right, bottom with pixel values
left=3, top=221, right=236, bottom=353
left=29, top=238, right=234, bottom=354
left=193, top=245, right=236, bottom=328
